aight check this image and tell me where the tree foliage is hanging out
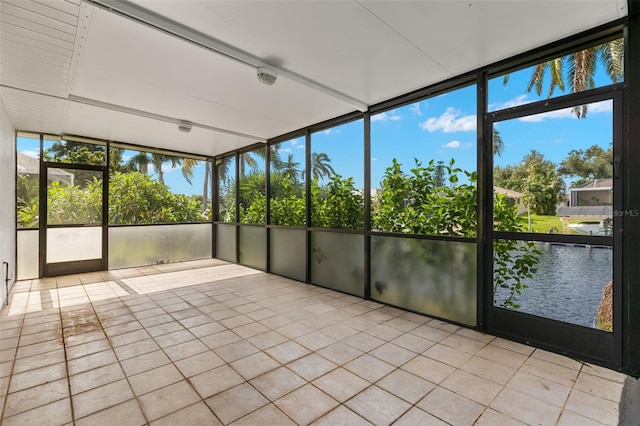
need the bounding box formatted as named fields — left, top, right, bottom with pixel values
left=494, top=150, right=565, bottom=215
left=373, top=158, right=540, bottom=309
left=558, top=144, right=612, bottom=186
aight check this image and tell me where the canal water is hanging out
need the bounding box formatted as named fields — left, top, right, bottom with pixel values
left=495, top=242, right=613, bottom=329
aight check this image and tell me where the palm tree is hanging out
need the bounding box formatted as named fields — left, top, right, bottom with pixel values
left=508, top=38, right=623, bottom=118
left=127, top=152, right=150, bottom=174
left=310, top=152, right=336, bottom=180
left=493, top=128, right=504, bottom=157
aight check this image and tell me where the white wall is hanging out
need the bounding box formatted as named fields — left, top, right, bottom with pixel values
left=0, top=96, right=16, bottom=306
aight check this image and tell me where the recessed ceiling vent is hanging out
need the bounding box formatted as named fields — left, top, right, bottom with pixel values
left=257, top=67, right=277, bottom=85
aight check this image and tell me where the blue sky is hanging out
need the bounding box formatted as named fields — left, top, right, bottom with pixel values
left=19, top=59, right=616, bottom=195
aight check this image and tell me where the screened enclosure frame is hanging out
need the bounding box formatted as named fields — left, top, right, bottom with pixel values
left=212, top=15, right=640, bottom=373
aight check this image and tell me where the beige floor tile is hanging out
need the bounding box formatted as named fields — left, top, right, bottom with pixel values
left=247, top=330, right=289, bottom=350
left=230, top=351, right=281, bottom=380
left=557, top=410, right=607, bottom=426
left=424, top=343, right=473, bottom=368
left=490, top=337, right=534, bottom=355
left=64, top=330, right=106, bottom=347
left=120, top=350, right=170, bottom=376
left=214, top=340, right=260, bottom=362
left=19, top=329, right=62, bottom=346
left=72, top=379, right=134, bottom=419
left=520, top=357, right=579, bottom=388
left=12, top=348, right=65, bottom=373
left=75, top=399, right=147, bottom=426
left=441, top=369, right=503, bottom=405
left=266, top=340, right=310, bottom=364
left=564, top=389, right=619, bottom=425
left=581, top=363, right=628, bottom=383
left=68, top=349, right=118, bottom=376
left=439, top=333, right=489, bottom=354
left=153, top=329, right=195, bottom=348
left=313, top=368, right=369, bottom=402
left=345, top=385, right=411, bottom=425
left=163, top=339, right=209, bottom=361
left=250, top=366, right=306, bottom=401
left=104, top=321, right=143, bottom=338
left=393, top=406, right=448, bottom=426
left=287, top=353, right=337, bottom=381
left=70, top=362, right=126, bottom=395
left=490, top=387, right=562, bottom=426
left=369, top=342, right=417, bottom=367
left=275, top=383, right=339, bottom=425
left=311, top=405, right=373, bottom=425
left=418, top=386, right=484, bottom=425
left=376, top=369, right=435, bottom=404
left=476, top=344, right=528, bottom=370
left=460, top=354, right=517, bottom=385
left=574, top=371, right=625, bottom=402
left=341, top=332, right=385, bottom=352
left=144, top=321, right=184, bottom=337
left=138, top=380, right=201, bottom=421
left=114, top=338, right=161, bottom=361
left=454, top=328, right=496, bottom=344
left=205, top=382, right=269, bottom=424
left=190, top=364, right=245, bottom=398
left=219, top=315, right=253, bottom=329
left=200, top=330, right=242, bottom=350
left=16, top=339, right=62, bottom=359
left=390, top=332, right=436, bottom=354
left=344, top=353, right=395, bottom=383
left=232, top=322, right=270, bottom=339
left=232, top=403, right=296, bottom=426
left=532, top=348, right=583, bottom=370
left=129, top=364, right=183, bottom=396
left=151, top=401, right=221, bottom=425
left=317, top=342, right=364, bottom=366
left=507, top=370, right=571, bottom=406
left=401, top=355, right=455, bottom=384
left=294, top=331, right=336, bottom=351
left=475, top=408, right=527, bottom=425
left=1, top=397, right=72, bottom=426
left=4, top=378, right=69, bottom=417
left=174, top=350, right=224, bottom=377
left=410, top=324, right=452, bottom=342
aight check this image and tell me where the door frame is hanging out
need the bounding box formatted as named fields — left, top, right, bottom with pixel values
left=39, top=162, right=108, bottom=277
left=483, top=86, right=624, bottom=369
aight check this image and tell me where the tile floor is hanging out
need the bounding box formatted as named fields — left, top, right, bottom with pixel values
left=0, top=259, right=628, bottom=425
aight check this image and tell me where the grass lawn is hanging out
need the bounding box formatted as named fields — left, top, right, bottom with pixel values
left=518, top=214, right=588, bottom=234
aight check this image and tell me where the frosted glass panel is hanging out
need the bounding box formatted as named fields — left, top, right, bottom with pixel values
left=239, top=226, right=266, bottom=271
left=311, top=232, right=364, bottom=297
left=216, top=223, right=236, bottom=263
left=270, top=228, right=306, bottom=282
left=17, top=230, right=38, bottom=280
left=47, top=227, right=102, bottom=263
left=371, top=236, right=477, bottom=326
left=109, top=224, right=211, bottom=269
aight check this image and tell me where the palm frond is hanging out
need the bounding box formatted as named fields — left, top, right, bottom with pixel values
left=526, top=63, right=547, bottom=96
left=599, top=39, right=624, bottom=83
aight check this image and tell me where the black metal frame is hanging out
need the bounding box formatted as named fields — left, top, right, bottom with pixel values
left=41, top=160, right=107, bottom=277
left=484, top=87, right=623, bottom=369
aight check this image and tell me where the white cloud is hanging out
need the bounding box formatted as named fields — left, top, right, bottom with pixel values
left=442, top=140, right=473, bottom=149
left=517, top=102, right=610, bottom=122
left=371, top=110, right=402, bottom=122
left=280, top=147, right=292, bottom=153
left=20, top=150, right=39, bottom=158
left=410, top=102, right=423, bottom=116
left=290, top=139, right=299, bottom=146
left=489, top=94, right=530, bottom=111
left=321, top=129, right=342, bottom=135
left=420, top=107, right=476, bottom=132
left=372, top=157, right=378, bottom=161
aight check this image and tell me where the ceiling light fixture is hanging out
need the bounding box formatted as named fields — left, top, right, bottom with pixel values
left=177, top=120, right=192, bottom=133
left=257, top=67, right=277, bottom=85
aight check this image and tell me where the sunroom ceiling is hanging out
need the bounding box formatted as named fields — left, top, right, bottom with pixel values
left=0, top=0, right=627, bottom=157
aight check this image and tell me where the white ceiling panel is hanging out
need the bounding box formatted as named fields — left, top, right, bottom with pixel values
left=0, top=87, right=65, bottom=133
left=62, top=101, right=261, bottom=157
left=0, top=0, right=627, bottom=158
left=69, top=7, right=357, bottom=139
